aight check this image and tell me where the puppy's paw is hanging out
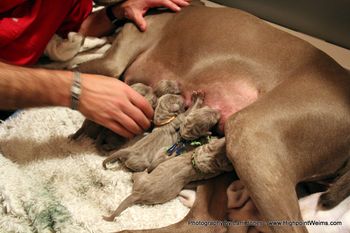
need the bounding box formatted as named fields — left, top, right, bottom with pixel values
left=191, top=90, right=205, bottom=101
left=102, top=150, right=130, bottom=169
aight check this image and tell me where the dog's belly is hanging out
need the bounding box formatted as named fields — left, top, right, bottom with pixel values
left=118, top=6, right=321, bottom=134
left=124, top=63, right=259, bottom=134
left=181, top=77, right=258, bottom=133
left=201, top=80, right=258, bottom=133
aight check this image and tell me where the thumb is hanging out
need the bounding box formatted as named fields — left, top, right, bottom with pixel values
left=133, top=12, right=147, bottom=32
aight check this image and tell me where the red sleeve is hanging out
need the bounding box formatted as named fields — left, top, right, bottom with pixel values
left=57, top=0, right=93, bottom=38
left=0, top=0, right=93, bottom=66
left=0, top=0, right=26, bottom=14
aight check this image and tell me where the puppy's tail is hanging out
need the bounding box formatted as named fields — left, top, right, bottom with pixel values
left=103, top=194, right=139, bottom=221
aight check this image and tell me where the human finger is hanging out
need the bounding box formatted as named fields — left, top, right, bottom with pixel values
left=122, top=102, right=151, bottom=131
left=113, top=110, right=144, bottom=135
left=105, top=120, right=135, bottom=139
left=133, top=11, right=148, bottom=31
left=151, top=0, right=181, bottom=11
left=124, top=7, right=148, bottom=31
left=170, top=0, right=190, bottom=7
left=127, top=89, right=154, bottom=120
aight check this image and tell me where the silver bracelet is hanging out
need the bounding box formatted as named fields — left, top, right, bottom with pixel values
left=71, top=71, right=81, bottom=110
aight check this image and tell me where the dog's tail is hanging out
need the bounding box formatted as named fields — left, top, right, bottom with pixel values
left=103, top=194, right=139, bottom=221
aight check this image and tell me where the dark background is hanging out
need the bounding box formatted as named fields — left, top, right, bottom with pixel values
left=211, top=0, right=350, bottom=49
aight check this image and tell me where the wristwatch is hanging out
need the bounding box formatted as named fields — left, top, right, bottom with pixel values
left=71, top=71, right=81, bottom=110
left=105, top=5, right=126, bottom=28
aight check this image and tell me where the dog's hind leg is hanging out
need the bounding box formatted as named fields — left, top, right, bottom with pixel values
left=78, top=15, right=173, bottom=78
left=114, top=173, right=235, bottom=233
left=225, top=71, right=350, bottom=233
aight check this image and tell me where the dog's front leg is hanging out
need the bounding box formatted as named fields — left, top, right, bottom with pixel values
left=225, top=82, right=311, bottom=233
left=226, top=117, right=306, bottom=232
left=225, top=70, right=350, bottom=233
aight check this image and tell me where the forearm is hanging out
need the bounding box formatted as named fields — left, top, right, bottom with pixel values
left=0, top=62, right=72, bottom=110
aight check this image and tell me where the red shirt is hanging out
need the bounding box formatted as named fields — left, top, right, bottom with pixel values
left=0, top=0, right=93, bottom=66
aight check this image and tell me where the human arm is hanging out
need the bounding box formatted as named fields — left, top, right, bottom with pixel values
left=0, top=62, right=153, bottom=138
left=79, top=0, right=190, bottom=36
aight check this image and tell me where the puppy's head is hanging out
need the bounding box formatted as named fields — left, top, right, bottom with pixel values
left=153, top=80, right=181, bottom=97
left=180, top=107, right=220, bottom=140
left=131, top=83, right=158, bottom=109
left=153, top=94, right=185, bottom=126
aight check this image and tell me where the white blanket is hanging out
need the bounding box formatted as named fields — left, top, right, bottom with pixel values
left=0, top=108, right=188, bottom=233
left=1, top=108, right=349, bottom=233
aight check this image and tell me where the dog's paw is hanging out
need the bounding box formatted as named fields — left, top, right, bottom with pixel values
left=318, top=191, right=341, bottom=209
left=178, top=189, right=196, bottom=208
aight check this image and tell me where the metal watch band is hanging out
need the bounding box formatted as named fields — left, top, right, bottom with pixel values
left=71, top=71, right=81, bottom=110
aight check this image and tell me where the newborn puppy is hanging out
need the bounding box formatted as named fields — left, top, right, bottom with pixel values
left=130, top=83, right=158, bottom=109
left=147, top=106, right=221, bottom=172
left=153, top=79, right=181, bottom=97
left=180, top=106, right=220, bottom=140
left=193, top=137, right=233, bottom=174
left=102, top=94, right=188, bottom=171
left=71, top=83, right=157, bottom=151
left=71, top=118, right=102, bottom=141
left=103, top=91, right=210, bottom=171
left=103, top=137, right=231, bottom=221
left=153, top=94, right=186, bottom=126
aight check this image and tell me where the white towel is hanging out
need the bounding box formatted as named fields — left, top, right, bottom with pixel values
left=41, top=32, right=111, bottom=70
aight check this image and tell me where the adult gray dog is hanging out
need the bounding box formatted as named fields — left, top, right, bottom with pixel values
left=79, top=1, right=350, bottom=232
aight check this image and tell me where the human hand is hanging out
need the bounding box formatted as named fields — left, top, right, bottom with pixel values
left=113, top=0, right=190, bottom=31
left=78, top=74, right=154, bottom=138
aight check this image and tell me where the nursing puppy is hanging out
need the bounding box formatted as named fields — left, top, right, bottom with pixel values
left=153, top=79, right=182, bottom=98
left=72, top=80, right=180, bottom=151
left=148, top=106, right=221, bottom=172
left=103, top=137, right=233, bottom=221
left=102, top=93, right=188, bottom=171
left=82, top=0, right=350, bottom=232
left=103, top=91, right=223, bottom=172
